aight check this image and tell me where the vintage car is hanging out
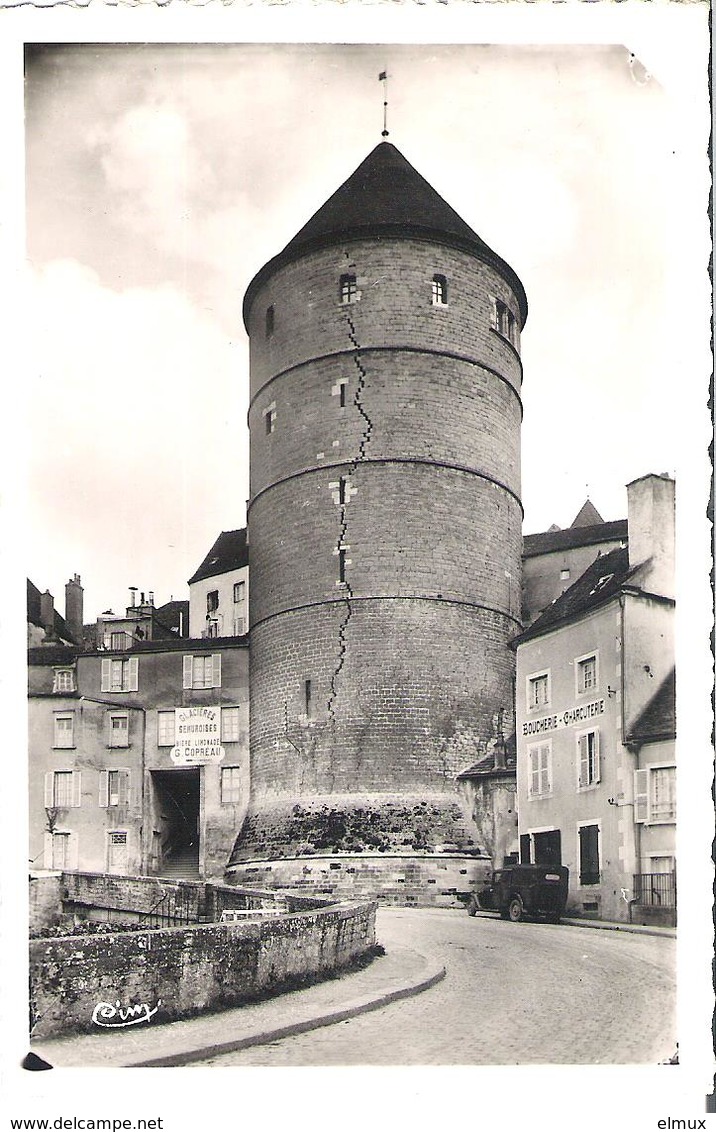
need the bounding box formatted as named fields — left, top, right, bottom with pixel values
left=466, top=864, right=569, bottom=923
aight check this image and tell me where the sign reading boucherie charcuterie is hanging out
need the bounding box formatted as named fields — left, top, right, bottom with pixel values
left=170, top=706, right=225, bottom=764
left=522, top=698, right=605, bottom=737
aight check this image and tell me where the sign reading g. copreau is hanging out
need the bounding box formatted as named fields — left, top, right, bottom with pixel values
left=522, top=698, right=606, bottom=737
left=170, top=706, right=224, bottom=764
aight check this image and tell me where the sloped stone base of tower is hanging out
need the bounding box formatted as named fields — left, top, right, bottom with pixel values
left=226, top=852, right=490, bottom=909
left=227, top=792, right=490, bottom=907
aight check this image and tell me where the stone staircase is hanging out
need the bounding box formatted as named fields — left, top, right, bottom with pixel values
left=157, top=846, right=200, bottom=881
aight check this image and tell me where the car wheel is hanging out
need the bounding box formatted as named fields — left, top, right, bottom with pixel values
left=508, top=895, right=524, bottom=922
left=466, top=895, right=478, bottom=917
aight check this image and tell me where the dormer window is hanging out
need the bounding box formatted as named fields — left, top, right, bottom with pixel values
left=340, top=274, right=359, bottom=304
left=431, top=275, right=448, bottom=306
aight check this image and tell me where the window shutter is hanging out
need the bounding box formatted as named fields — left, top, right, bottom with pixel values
left=44, top=831, right=53, bottom=869
left=99, top=771, right=108, bottom=807
left=71, top=771, right=82, bottom=808
left=119, top=771, right=130, bottom=807
left=44, top=772, right=54, bottom=808
left=127, top=657, right=139, bottom=692
left=101, top=658, right=111, bottom=692
left=183, top=655, right=193, bottom=689
left=578, top=734, right=589, bottom=788
left=593, top=731, right=601, bottom=783
left=67, top=833, right=79, bottom=871
left=634, top=769, right=648, bottom=823
left=212, top=653, right=222, bottom=688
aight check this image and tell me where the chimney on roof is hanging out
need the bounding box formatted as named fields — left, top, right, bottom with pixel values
left=65, top=574, right=83, bottom=644
left=40, top=590, right=55, bottom=640
left=627, top=473, right=675, bottom=599
left=129, top=586, right=138, bottom=609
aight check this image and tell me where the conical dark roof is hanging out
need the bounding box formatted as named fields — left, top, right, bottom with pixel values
left=243, top=141, right=527, bottom=327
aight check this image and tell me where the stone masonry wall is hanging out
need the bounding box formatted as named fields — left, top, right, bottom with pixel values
left=30, top=897, right=376, bottom=1039
left=242, top=233, right=523, bottom=859
left=29, top=873, right=64, bottom=936
left=228, top=854, right=491, bottom=909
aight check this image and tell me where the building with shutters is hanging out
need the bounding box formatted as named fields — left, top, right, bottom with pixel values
left=28, top=625, right=249, bottom=880
left=512, top=473, right=675, bottom=924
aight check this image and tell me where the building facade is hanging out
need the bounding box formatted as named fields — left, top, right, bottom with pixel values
left=514, top=474, right=675, bottom=923
left=187, top=529, right=249, bottom=640
left=28, top=635, right=249, bottom=880
left=229, top=140, right=527, bottom=899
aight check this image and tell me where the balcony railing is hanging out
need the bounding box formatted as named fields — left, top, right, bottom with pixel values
left=633, top=871, right=676, bottom=909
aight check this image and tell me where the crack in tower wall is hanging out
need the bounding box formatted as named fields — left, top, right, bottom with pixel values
left=326, top=307, right=374, bottom=728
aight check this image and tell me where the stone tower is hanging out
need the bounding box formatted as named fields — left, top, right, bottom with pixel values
left=231, top=142, right=526, bottom=893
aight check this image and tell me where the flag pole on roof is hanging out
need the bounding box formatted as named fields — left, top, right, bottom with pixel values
left=379, top=71, right=389, bottom=138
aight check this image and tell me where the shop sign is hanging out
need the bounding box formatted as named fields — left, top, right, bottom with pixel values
left=521, top=698, right=605, bottom=738
left=170, top=706, right=224, bottom=764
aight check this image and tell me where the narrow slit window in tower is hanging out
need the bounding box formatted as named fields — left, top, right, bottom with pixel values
left=338, top=477, right=347, bottom=505
left=263, top=403, right=276, bottom=435
left=340, top=274, right=358, bottom=304
left=265, top=304, right=275, bottom=337
left=304, top=679, right=312, bottom=718
left=338, top=549, right=346, bottom=583
left=432, top=274, right=448, bottom=306
left=340, top=382, right=347, bottom=407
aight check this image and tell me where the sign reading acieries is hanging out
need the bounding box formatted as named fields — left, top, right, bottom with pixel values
left=170, top=707, right=225, bottom=765
left=522, top=699, right=606, bottom=738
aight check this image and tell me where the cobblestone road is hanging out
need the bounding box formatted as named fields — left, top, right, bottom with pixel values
left=196, top=908, right=676, bottom=1067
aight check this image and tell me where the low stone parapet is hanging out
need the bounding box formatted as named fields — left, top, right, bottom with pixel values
left=29, top=895, right=376, bottom=1039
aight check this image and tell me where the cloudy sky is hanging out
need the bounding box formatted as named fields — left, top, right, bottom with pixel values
left=23, top=36, right=710, bottom=622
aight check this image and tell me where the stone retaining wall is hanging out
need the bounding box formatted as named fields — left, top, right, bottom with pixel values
left=227, top=853, right=491, bottom=907
left=30, top=896, right=376, bottom=1039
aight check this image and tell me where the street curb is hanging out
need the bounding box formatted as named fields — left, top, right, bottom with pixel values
left=561, top=917, right=676, bottom=939
left=124, top=957, right=447, bottom=1068
left=467, top=909, right=675, bottom=939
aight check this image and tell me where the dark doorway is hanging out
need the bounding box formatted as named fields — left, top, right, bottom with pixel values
left=533, top=829, right=562, bottom=867
left=150, top=769, right=201, bottom=879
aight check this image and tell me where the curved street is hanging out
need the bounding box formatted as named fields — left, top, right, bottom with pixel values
left=196, top=907, right=676, bottom=1067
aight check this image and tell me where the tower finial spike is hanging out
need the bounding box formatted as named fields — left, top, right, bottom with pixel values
left=378, top=70, right=389, bottom=138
